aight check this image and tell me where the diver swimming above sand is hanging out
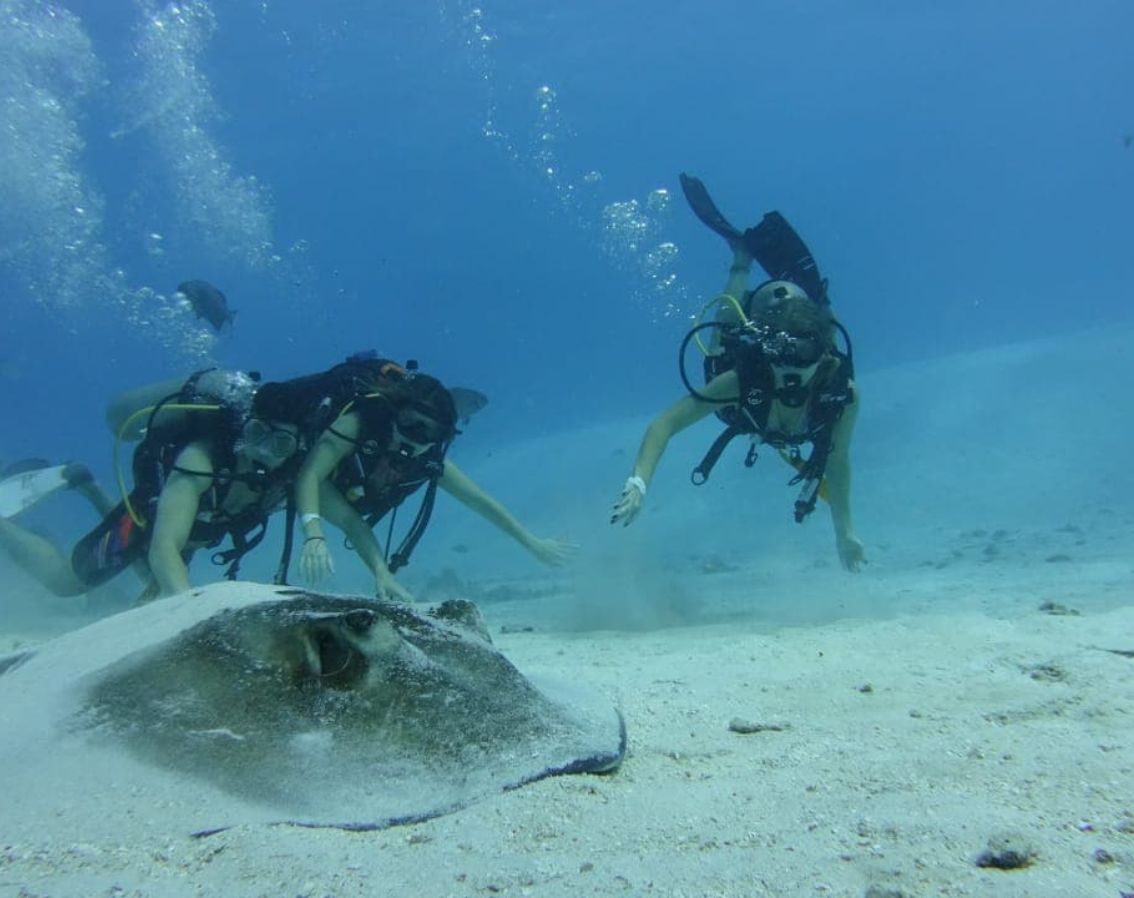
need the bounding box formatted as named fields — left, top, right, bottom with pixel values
left=610, top=173, right=865, bottom=572
left=2, top=357, right=572, bottom=605
left=0, top=370, right=302, bottom=600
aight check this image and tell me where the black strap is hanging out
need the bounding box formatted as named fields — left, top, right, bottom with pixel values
left=691, top=424, right=744, bottom=485
left=388, top=478, right=439, bottom=573
left=211, top=519, right=268, bottom=580
left=273, top=498, right=297, bottom=585
left=793, top=479, right=823, bottom=523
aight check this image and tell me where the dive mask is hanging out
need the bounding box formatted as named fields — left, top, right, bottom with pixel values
left=240, top=418, right=299, bottom=466
left=390, top=407, right=446, bottom=459
left=758, top=328, right=826, bottom=368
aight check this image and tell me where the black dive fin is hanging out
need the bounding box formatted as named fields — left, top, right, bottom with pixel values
left=681, top=173, right=828, bottom=304
left=742, top=212, right=826, bottom=304
left=679, top=172, right=743, bottom=245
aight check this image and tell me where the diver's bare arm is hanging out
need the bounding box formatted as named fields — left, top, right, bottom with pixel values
left=295, top=412, right=360, bottom=542
left=147, top=444, right=212, bottom=596
left=438, top=460, right=544, bottom=550
left=630, top=371, right=737, bottom=487
left=317, top=480, right=390, bottom=577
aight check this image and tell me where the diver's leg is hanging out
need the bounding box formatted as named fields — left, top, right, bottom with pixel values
left=62, top=464, right=117, bottom=516
left=707, top=250, right=752, bottom=354
left=0, top=518, right=87, bottom=596
left=105, top=376, right=188, bottom=440
left=64, top=466, right=154, bottom=589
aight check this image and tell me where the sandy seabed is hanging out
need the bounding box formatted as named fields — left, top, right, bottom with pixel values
left=2, top=327, right=1133, bottom=897
left=2, top=557, right=1132, bottom=898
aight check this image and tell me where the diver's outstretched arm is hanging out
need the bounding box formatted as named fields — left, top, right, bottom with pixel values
left=610, top=370, right=738, bottom=526
left=439, top=460, right=577, bottom=566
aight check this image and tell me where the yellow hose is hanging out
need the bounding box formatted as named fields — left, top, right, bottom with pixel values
left=691, top=293, right=750, bottom=356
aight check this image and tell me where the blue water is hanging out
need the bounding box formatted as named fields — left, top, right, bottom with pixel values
left=1, top=0, right=1131, bottom=551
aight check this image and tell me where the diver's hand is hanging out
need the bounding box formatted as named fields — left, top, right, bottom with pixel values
left=525, top=536, right=578, bottom=567
left=837, top=535, right=866, bottom=572
left=610, top=475, right=647, bottom=526
left=300, top=536, right=335, bottom=583
left=375, top=568, right=414, bottom=603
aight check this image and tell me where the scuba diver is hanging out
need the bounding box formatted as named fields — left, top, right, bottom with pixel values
left=0, top=369, right=302, bottom=600
left=610, top=173, right=865, bottom=572
left=253, top=353, right=575, bottom=602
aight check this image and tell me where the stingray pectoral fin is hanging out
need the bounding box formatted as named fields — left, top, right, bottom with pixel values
left=7, top=587, right=628, bottom=836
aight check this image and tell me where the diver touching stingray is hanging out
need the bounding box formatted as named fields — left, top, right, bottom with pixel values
left=253, top=354, right=576, bottom=602
left=0, top=370, right=303, bottom=600
left=610, top=173, right=865, bottom=572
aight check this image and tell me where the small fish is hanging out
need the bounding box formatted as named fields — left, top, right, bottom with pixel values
left=449, top=387, right=488, bottom=424
left=178, top=279, right=236, bottom=332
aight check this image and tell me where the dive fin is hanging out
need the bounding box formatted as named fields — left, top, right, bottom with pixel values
left=0, top=464, right=71, bottom=518
left=681, top=172, right=829, bottom=304
left=679, top=172, right=743, bottom=245
left=742, top=213, right=827, bottom=304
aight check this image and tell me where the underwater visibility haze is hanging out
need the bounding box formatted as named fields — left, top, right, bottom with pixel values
left=3, top=4, right=1134, bottom=895
left=2, top=0, right=1130, bottom=457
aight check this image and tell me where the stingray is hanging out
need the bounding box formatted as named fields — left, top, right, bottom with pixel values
left=0, top=583, right=625, bottom=837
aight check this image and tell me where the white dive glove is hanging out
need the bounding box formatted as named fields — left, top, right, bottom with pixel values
left=610, top=475, right=647, bottom=526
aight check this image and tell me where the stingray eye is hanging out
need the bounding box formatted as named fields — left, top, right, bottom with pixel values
left=342, top=609, right=376, bottom=634
left=360, top=439, right=382, bottom=456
